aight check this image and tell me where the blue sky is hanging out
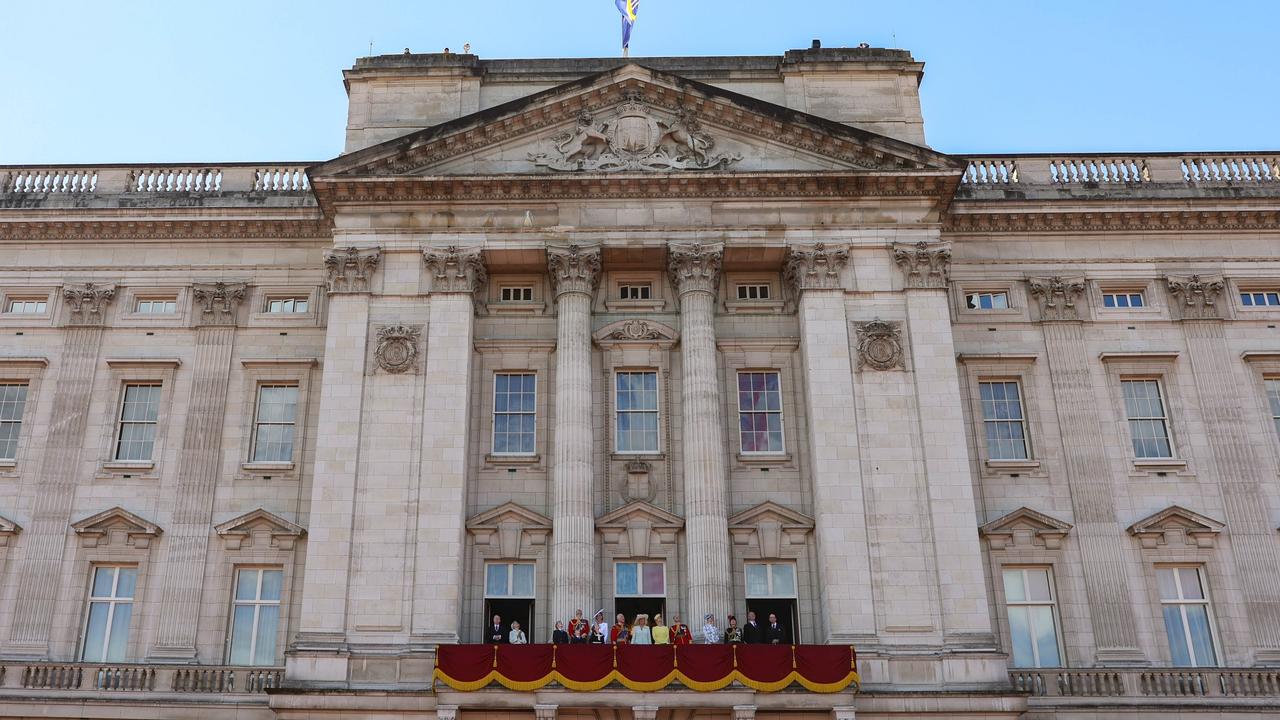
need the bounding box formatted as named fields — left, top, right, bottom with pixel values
left=1, top=1, right=1275, bottom=163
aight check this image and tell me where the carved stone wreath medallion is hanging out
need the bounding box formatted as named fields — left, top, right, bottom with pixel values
left=373, top=324, right=421, bottom=374
left=855, top=319, right=905, bottom=372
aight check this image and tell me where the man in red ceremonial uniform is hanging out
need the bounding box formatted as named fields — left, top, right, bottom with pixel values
left=610, top=613, right=631, bottom=644
left=668, top=613, right=693, bottom=645
left=568, top=609, right=589, bottom=644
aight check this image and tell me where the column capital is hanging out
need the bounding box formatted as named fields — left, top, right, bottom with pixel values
left=62, top=282, right=116, bottom=326
left=892, top=240, right=951, bottom=289
left=784, top=243, right=849, bottom=294
left=324, top=246, right=382, bottom=294
left=424, top=245, right=488, bottom=296
left=547, top=245, right=602, bottom=298
left=1028, top=275, right=1086, bottom=321
left=191, top=281, right=248, bottom=327
left=668, top=242, right=723, bottom=296
left=1167, top=273, right=1226, bottom=320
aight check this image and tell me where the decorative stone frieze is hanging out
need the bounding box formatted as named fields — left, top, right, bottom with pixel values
left=1127, top=505, right=1224, bottom=549
left=667, top=243, right=723, bottom=296
left=783, top=243, right=849, bottom=294
left=323, top=246, right=381, bottom=294
left=892, top=241, right=952, bottom=289
left=214, top=508, right=307, bottom=551
left=546, top=245, right=601, bottom=297
left=1028, top=276, right=1086, bottom=321
left=423, top=245, right=488, bottom=295
left=1167, top=274, right=1226, bottom=319
left=62, top=282, right=115, bottom=325
left=854, top=318, right=905, bottom=371
left=190, top=281, right=248, bottom=326
left=372, top=324, right=422, bottom=374
left=594, top=319, right=678, bottom=347
left=71, top=506, right=161, bottom=549
left=979, top=507, right=1073, bottom=551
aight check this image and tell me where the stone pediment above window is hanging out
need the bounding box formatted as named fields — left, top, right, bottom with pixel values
left=0, top=514, right=21, bottom=546
left=979, top=507, right=1073, bottom=550
left=308, top=65, right=961, bottom=207
left=597, top=501, right=684, bottom=558
left=72, top=507, right=161, bottom=549
left=1127, top=505, right=1224, bottom=549
left=214, top=508, right=307, bottom=551
left=593, top=319, right=679, bottom=349
left=728, top=502, right=814, bottom=559
left=466, top=502, right=552, bottom=559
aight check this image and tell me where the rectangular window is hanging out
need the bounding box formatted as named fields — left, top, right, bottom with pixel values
left=134, top=297, right=177, bottom=314
left=499, top=286, right=533, bottom=302
left=1267, top=378, right=1280, bottom=441
left=1241, top=291, right=1280, bottom=307
left=265, top=297, right=308, bottom=314
left=82, top=566, right=136, bottom=662
left=5, top=298, right=47, bottom=314
left=979, top=381, right=1029, bottom=460
left=1102, top=291, right=1145, bottom=308
left=615, top=371, right=659, bottom=453
left=745, top=562, right=797, bottom=598
left=229, top=567, right=283, bottom=666
left=1158, top=566, right=1218, bottom=667
left=493, top=373, right=536, bottom=455
left=965, top=291, right=1010, bottom=310
left=738, top=371, right=784, bottom=454
left=736, top=284, right=772, bottom=300
left=615, top=561, right=666, bottom=597
left=114, top=383, right=161, bottom=461
left=485, top=562, right=535, bottom=598
left=1121, top=379, right=1173, bottom=458
left=0, top=383, right=29, bottom=460
left=618, top=284, right=652, bottom=300
left=251, top=385, right=298, bottom=463
left=1002, top=567, right=1063, bottom=668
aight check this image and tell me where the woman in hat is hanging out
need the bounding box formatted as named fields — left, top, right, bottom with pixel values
left=651, top=613, right=670, bottom=645
left=631, top=613, right=652, bottom=644
left=590, top=610, right=608, bottom=644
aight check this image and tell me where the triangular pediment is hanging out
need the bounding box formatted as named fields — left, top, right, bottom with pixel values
left=72, top=507, right=161, bottom=548
left=0, top=513, right=20, bottom=543
left=980, top=507, right=1073, bottom=550
left=312, top=64, right=959, bottom=183
left=467, top=501, right=552, bottom=530
left=215, top=508, right=306, bottom=550
left=728, top=501, right=814, bottom=529
left=597, top=500, right=684, bottom=529
left=1128, top=505, right=1223, bottom=548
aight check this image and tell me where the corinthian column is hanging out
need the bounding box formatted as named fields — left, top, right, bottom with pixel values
left=668, top=243, right=731, bottom=634
left=547, top=246, right=602, bottom=626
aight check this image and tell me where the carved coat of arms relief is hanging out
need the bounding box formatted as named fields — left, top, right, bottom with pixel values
left=529, top=93, right=741, bottom=173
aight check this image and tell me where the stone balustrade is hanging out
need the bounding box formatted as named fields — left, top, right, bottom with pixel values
left=1010, top=668, right=1280, bottom=699
left=962, top=153, right=1280, bottom=186
left=0, top=661, right=281, bottom=696
left=1, top=163, right=314, bottom=195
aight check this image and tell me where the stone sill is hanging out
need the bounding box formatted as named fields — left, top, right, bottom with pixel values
left=610, top=453, right=665, bottom=462
left=485, top=454, right=541, bottom=466
left=101, top=461, right=156, bottom=471
left=985, top=459, right=1041, bottom=471
left=242, top=462, right=296, bottom=472
left=736, top=453, right=792, bottom=466
left=604, top=299, right=667, bottom=313
left=1133, top=458, right=1187, bottom=470
left=725, top=299, right=785, bottom=315
left=488, top=301, right=546, bottom=316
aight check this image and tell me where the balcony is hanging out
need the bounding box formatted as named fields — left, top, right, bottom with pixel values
left=1010, top=668, right=1280, bottom=709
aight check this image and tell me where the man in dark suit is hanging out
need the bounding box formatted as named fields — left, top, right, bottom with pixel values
left=742, top=610, right=763, bottom=644
left=764, top=613, right=788, bottom=645
left=552, top=621, right=570, bottom=644
left=486, top=614, right=507, bottom=644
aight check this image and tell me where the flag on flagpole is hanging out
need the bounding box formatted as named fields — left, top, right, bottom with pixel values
left=615, top=0, right=639, bottom=55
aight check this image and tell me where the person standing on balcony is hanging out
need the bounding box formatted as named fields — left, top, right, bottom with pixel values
left=487, top=614, right=507, bottom=644
left=631, top=614, right=653, bottom=644
left=591, top=610, right=608, bottom=643
left=702, top=614, right=721, bottom=644
left=610, top=613, right=631, bottom=644
left=552, top=621, right=570, bottom=644
left=742, top=610, right=762, bottom=644
left=764, top=613, right=788, bottom=645
left=669, top=614, right=693, bottom=645
left=509, top=620, right=528, bottom=644
left=724, top=615, right=743, bottom=643
left=651, top=613, right=670, bottom=644
left=568, top=609, right=590, bottom=644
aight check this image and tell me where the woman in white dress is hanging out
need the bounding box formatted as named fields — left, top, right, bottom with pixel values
left=630, top=613, right=652, bottom=644
left=509, top=620, right=528, bottom=644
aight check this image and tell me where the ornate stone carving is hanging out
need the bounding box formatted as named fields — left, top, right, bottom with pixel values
left=892, top=241, right=952, bottom=289
left=423, top=245, right=488, bottom=295
left=191, top=281, right=248, bottom=326
left=529, top=95, right=741, bottom=173
left=1028, top=276, right=1086, bottom=321
left=1167, top=274, right=1225, bottom=319
left=323, top=246, right=381, bottom=294
left=62, top=282, right=115, bottom=325
left=373, top=324, right=421, bottom=374
left=854, top=318, right=905, bottom=371
left=608, top=320, right=662, bottom=340
left=546, top=245, right=602, bottom=297
left=668, top=243, right=723, bottom=296
left=623, top=460, right=653, bottom=503
left=783, top=243, right=849, bottom=294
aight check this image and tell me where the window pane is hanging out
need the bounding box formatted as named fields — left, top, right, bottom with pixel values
left=1164, top=606, right=1192, bottom=666
left=1002, top=569, right=1026, bottom=602
left=229, top=605, right=256, bottom=665
left=1008, top=606, right=1035, bottom=668
left=1179, top=568, right=1204, bottom=600
left=115, top=568, right=137, bottom=599
left=1026, top=568, right=1052, bottom=602
left=771, top=564, right=796, bottom=596
left=641, top=563, right=664, bottom=595
left=83, top=603, right=110, bottom=661
left=106, top=603, right=132, bottom=661
left=236, top=569, right=260, bottom=601
left=745, top=564, right=769, bottom=597
left=0, top=384, right=28, bottom=421
left=1157, top=568, right=1179, bottom=600
left=1185, top=605, right=1217, bottom=666
left=254, top=605, right=280, bottom=665
left=260, top=569, right=283, bottom=601
left=513, top=564, right=535, bottom=597
left=1031, top=606, right=1061, bottom=666
left=616, top=563, right=639, bottom=596
left=92, top=567, right=116, bottom=597
left=485, top=564, right=508, bottom=597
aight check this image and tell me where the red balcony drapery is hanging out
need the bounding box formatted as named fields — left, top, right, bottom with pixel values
left=433, top=644, right=858, bottom=693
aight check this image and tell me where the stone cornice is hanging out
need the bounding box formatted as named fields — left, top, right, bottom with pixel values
left=668, top=243, right=723, bottom=297
left=944, top=208, right=1280, bottom=234
left=0, top=218, right=332, bottom=241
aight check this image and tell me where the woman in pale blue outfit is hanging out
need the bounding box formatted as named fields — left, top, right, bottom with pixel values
left=630, top=614, right=653, bottom=644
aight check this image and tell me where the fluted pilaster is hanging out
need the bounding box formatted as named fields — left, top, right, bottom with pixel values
left=669, top=243, right=731, bottom=635
left=548, top=246, right=601, bottom=626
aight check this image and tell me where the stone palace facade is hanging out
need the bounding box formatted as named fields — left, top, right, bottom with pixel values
left=0, top=44, right=1279, bottom=720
